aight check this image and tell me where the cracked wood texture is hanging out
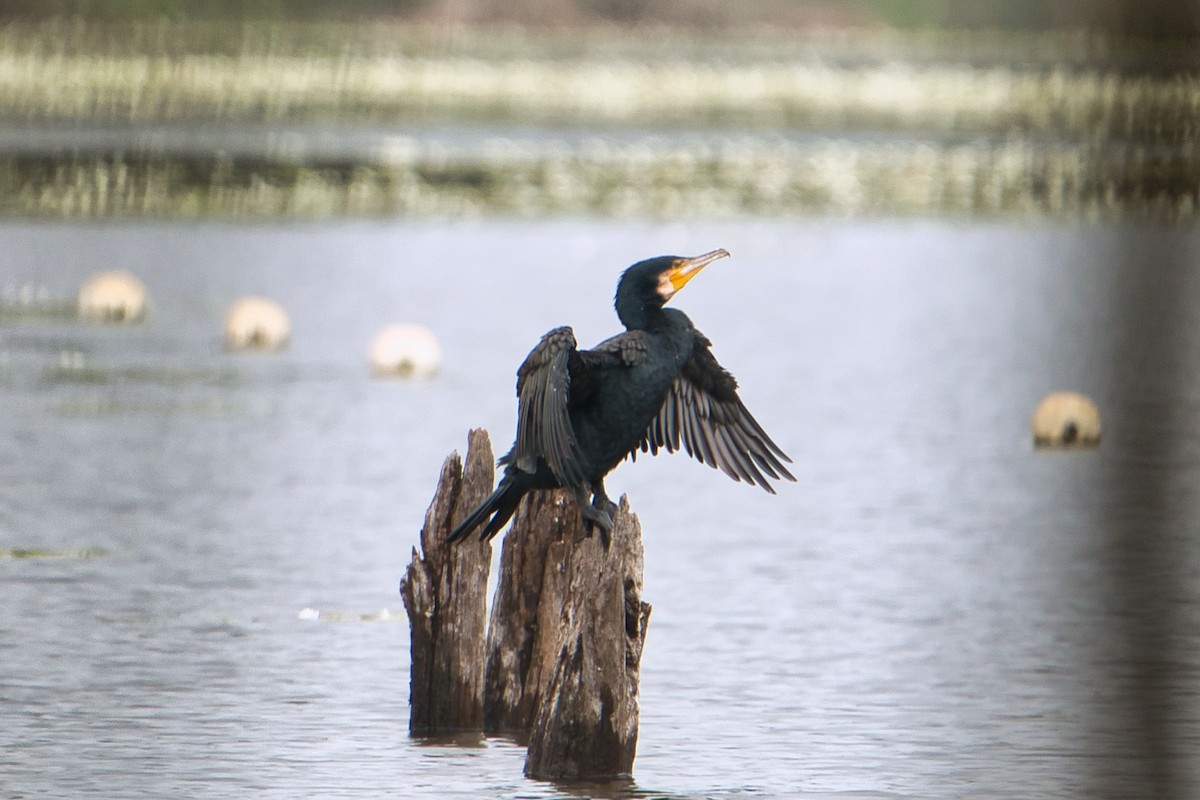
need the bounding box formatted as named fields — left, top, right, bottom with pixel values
left=399, top=428, right=494, bottom=734
left=483, top=490, right=651, bottom=780
left=483, top=489, right=583, bottom=735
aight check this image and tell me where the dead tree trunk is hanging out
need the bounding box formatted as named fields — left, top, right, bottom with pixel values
left=401, top=428, right=651, bottom=778
left=482, top=488, right=651, bottom=780
left=523, top=494, right=650, bottom=780
left=399, top=428, right=494, bottom=735
left=483, top=489, right=583, bottom=735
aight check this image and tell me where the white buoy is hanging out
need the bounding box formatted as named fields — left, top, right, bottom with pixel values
left=1032, top=391, right=1101, bottom=448
left=78, top=270, right=148, bottom=323
left=224, top=296, right=291, bottom=351
left=370, top=324, right=442, bottom=378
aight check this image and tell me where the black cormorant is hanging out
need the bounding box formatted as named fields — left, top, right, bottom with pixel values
left=447, top=249, right=794, bottom=544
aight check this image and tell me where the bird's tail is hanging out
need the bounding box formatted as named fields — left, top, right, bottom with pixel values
left=446, top=476, right=525, bottom=543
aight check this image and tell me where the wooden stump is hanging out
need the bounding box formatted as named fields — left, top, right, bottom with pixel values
left=401, top=429, right=651, bottom=779
left=483, top=490, right=582, bottom=734
left=399, top=428, right=494, bottom=734
left=482, top=489, right=651, bottom=781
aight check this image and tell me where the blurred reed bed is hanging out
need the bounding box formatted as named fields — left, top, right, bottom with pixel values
left=0, top=18, right=1196, bottom=220
left=2, top=138, right=1193, bottom=221
left=2, top=45, right=1198, bottom=140
left=3, top=17, right=1192, bottom=71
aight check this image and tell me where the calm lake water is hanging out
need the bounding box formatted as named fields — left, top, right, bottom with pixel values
left=1, top=217, right=1198, bottom=799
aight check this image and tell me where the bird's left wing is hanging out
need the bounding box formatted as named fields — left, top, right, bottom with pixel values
left=512, top=326, right=589, bottom=487
left=634, top=330, right=796, bottom=492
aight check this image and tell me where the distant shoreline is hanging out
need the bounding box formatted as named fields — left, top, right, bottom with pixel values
left=0, top=19, right=1195, bottom=222
left=1, top=133, right=1193, bottom=222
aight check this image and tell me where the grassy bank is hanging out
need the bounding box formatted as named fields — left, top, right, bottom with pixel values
left=1, top=19, right=1197, bottom=140
left=0, top=17, right=1169, bottom=67
left=1, top=18, right=1196, bottom=221
left=4, top=51, right=1199, bottom=141
left=4, top=139, right=1194, bottom=221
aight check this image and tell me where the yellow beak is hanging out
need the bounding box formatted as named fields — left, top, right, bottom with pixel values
left=661, top=248, right=730, bottom=299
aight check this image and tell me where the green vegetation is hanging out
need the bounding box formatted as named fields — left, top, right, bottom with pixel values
left=3, top=138, right=1194, bottom=222
left=0, top=546, right=106, bottom=559
left=0, top=17, right=1195, bottom=221
left=1, top=22, right=1195, bottom=137
left=0, top=0, right=424, bottom=21
left=1, top=0, right=1198, bottom=39
left=41, top=360, right=242, bottom=387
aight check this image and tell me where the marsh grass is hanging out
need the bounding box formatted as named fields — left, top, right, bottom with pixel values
left=0, top=546, right=106, bottom=559
left=1, top=18, right=1197, bottom=220
left=0, top=298, right=76, bottom=321
left=49, top=397, right=247, bottom=417
left=4, top=49, right=1199, bottom=141
left=41, top=360, right=241, bottom=387
left=3, top=138, right=1195, bottom=221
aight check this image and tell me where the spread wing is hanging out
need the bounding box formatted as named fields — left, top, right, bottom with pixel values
left=635, top=330, right=795, bottom=493
left=510, top=327, right=650, bottom=487
left=512, top=326, right=589, bottom=486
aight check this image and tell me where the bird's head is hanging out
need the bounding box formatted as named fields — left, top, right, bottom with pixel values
left=615, top=249, right=730, bottom=328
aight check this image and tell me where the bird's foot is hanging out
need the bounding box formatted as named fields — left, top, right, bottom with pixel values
left=593, top=496, right=618, bottom=521
left=587, top=481, right=618, bottom=548
left=579, top=503, right=614, bottom=549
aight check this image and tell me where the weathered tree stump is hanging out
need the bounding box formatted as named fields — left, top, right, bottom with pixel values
left=483, top=489, right=583, bottom=735
left=482, top=489, right=651, bottom=780
left=399, top=428, right=494, bottom=734
left=402, top=429, right=651, bottom=779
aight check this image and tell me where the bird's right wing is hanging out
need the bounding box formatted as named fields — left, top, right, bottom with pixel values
left=512, top=326, right=588, bottom=487
left=634, top=330, right=795, bottom=492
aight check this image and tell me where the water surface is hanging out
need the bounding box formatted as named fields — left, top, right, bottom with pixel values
left=1, top=218, right=1198, bottom=798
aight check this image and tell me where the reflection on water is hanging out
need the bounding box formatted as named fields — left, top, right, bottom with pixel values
left=0, top=218, right=1198, bottom=798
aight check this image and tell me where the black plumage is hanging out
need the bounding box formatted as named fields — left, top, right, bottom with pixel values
left=447, top=249, right=794, bottom=545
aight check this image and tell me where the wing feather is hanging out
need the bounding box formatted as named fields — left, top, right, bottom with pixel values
left=512, top=326, right=588, bottom=487
left=511, top=326, right=637, bottom=484
left=634, top=330, right=796, bottom=492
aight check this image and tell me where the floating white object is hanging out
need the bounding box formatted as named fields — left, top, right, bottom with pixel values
left=370, top=323, right=442, bottom=378
left=224, top=296, right=291, bottom=351
left=1032, top=391, right=1101, bottom=448
left=78, top=270, right=148, bottom=323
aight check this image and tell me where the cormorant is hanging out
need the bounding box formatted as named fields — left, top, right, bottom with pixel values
left=447, top=249, right=794, bottom=545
